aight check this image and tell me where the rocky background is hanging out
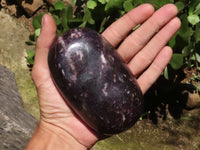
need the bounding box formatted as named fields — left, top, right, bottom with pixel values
left=1, top=0, right=71, bottom=16
left=0, top=0, right=200, bottom=150
left=0, top=64, right=37, bottom=150
left=0, top=1, right=43, bottom=149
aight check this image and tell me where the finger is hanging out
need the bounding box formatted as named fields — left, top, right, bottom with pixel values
left=32, top=14, right=57, bottom=86
left=102, top=4, right=154, bottom=47
left=118, top=4, right=178, bottom=61
left=128, top=17, right=181, bottom=76
left=137, top=46, right=172, bottom=94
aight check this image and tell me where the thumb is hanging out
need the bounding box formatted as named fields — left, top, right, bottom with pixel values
left=32, top=14, right=57, bottom=87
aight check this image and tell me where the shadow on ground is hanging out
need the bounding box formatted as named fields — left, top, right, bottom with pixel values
left=93, top=74, right=200, bottom=150
left=144, top=76, right=199, bottom=124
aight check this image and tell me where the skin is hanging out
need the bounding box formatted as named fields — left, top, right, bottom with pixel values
left=27, top=4, right=181, bottom=150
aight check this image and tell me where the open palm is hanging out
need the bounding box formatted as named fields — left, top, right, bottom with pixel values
left=31, top=4, right=180, bottom=149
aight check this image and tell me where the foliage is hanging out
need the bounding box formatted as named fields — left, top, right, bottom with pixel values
left=26, top=0, right=200, bottom=85
left=26, top=49, right=35, bottom=65
left=165, top=0, right=200, bottom=86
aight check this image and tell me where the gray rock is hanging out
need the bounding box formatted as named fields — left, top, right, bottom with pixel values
left=0, top=64, right=37, bottom=150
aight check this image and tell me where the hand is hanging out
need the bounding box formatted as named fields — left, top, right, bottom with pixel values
left=102, top=4, right=180, bottom=94
left=27, top=4, right=181, bottom=150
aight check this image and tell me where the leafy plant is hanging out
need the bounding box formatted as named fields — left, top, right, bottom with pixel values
left=26, top=49, right=35, bottom=66
left=165, top=0, right=200, bottom=85
left=26, top=0, right=200, bottom=86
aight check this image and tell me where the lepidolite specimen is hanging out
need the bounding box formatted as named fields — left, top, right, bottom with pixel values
left=48, top=27, right=144, bottom=135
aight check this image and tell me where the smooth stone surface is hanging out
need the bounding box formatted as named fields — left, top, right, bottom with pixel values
left=48, top=27, right=144, bottom=135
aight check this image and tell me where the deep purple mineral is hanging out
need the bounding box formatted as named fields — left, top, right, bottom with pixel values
left=48, top=27, right=144, bottom=135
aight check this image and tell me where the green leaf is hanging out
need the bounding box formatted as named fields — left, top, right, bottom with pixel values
left=190, top=54, right=196, bottom=61
left=164, top=67, right=169, bottom=80
left=32, top=13, right=44, bottom=29
left=27, top=57, right=34, bottom=65
left=154, top=0, right=174, bottom=7
left=83, top=6, right=95, bottom=24
left=60, top=5, right=73, bottom=31
left=54, top=1, right=65, bottom=10
left=182, top=45, right=193, bottom=57
left=123, top=0, right=134, bottom=12
left=99, top=16, right=110, bottom=33
left=187, top=14, right=200, bottom=25
left=194, top=3, right=200, bottom=15
left=142, top=0, right=174, bottom=9
left=57, top=29, right=62, bottom=36
left=87, top=0, right=97, bottom=9
left=178, top=14, right=193, bottom=42
left=170, top=54, right=184, bottom=70
left=98, top=0, right=106, bottom=4
left=27, top=50, right=35, bottom=58
left=132, top=24, right=140, bottom=31
left=105, top=0, right=123, bottom=11
left=190, top=53, right=200, bottom=63
left=195, top=53, right=200, bottom=63
left=26, top=50, right=35, bottom=65
left=188, top=0, right=200, bottom=15
left=52, top=14, right=62, bottom=25
left=79, top=21, right=87, bottom=28
left=175, top=1, right=185, bottom=12
left=35, top=28, right=41, bottom=37
left=49, top=6, right=54, bottom=12
left=195, top=24, right=200, bottom=43
left=168, top=34, right=176, bottom=48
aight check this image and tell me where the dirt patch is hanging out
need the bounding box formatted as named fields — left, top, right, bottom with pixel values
left=92, top=108, right=200, bottom=150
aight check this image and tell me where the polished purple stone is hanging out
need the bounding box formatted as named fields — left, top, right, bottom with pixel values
left=48, top=27, right=144, bottom=135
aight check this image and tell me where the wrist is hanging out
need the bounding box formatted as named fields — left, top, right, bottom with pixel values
left=27, top=120, right=87, bottom=150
